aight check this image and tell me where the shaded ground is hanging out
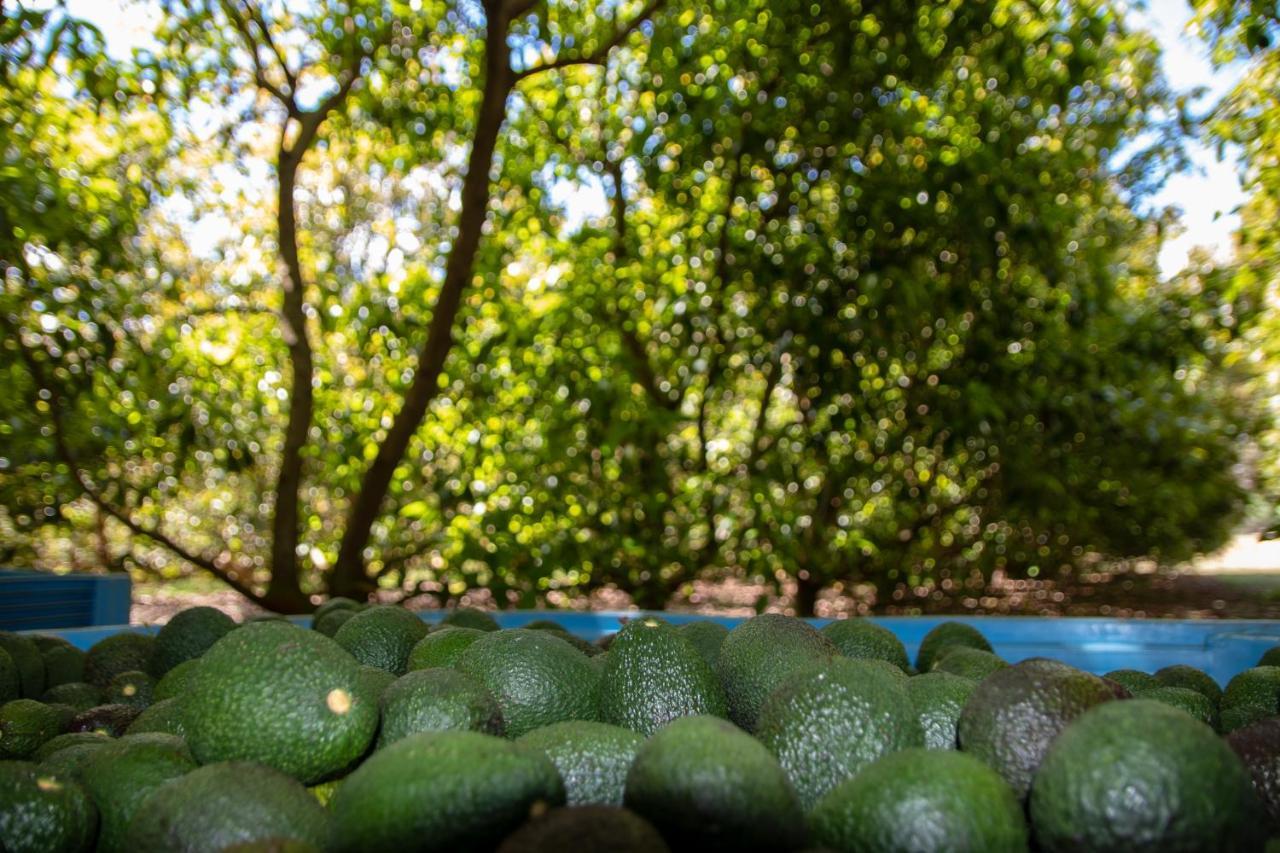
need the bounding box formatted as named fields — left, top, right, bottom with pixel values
left=131, top=562, right=1280, bottom=624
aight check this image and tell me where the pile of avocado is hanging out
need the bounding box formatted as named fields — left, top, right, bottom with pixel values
left=1, top=604, right=1277, bottom=852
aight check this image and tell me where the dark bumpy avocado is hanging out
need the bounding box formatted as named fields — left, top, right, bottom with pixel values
left=716, top=614, right=837, bottom=731
left=820, top=619, right=911, bottom=671
left=0, top=760, right=98, bottom=853
left=956, top=658, right=1114, bottom=798
left=517, top=720, right=644, bottom=806
left=623, top=715, right=804, bottom=851
left=1030, top=699, right=1263, bottom=852
left=597, top=620, right=727, bottom=736
left=329, top=730, right=564, bottom=852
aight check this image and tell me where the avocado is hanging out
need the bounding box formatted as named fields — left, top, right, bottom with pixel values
left=517, top=721, right=644, bottom=806
left=957, top=658, right=1114, bottom=798
left=821, top=619, right=910, bottom=671
left=716, top=614, right=837, bottom=731
left=312, top=597, right=362, bottom=628
left=496, top=806, right=670, bottom=853
left=1103, top=668, right=1160, bottom=694
left=84, top=633, right=154, bottom=688
left=1224, top=666, right=1280, bottom=726
left=407, top=627, right=485, bottom=671
left=1154, top=664, right=1223, bottom=708
left=455, top=630, right=601, bottom=738
left=67, top=703, right=142, bottom=737
left=80, top=733, right=196, bottom=853
left=150, top=606, right=236, bottom=676
left=0, top=699, right=67, bottom=759
left=32, top=731, right=112, bottom=763
left=314, top=608, right=359, bottom=638
left=906, top=671, right=978, bottom=750
left=355, top=665, right=396, bottom=702
left=756, top=658, right=923, bottom=808
left=329, top=730, right=564, bottom=852
left=378, top=667, right=503, bottom=748
left=1227, top=718, right=1280, bottom=834
left=1260, top=647, right=1280, bottom=668
left=39, top=742, right=115, bottom=779
left=932, top=647, right=1009, bottom=681
left=183, top=621, right=378, bottom=783
left=623, top=715, right=803, bottom=851
left=810, top=748, right=1028, bottom=852
left=125, top=698, right=186, bottom=737
left=40, top=683, right=102, bottom=713
left=673, top=621, right=729, bottom=669
left=1030, top=699, right=1263, bottom=852
left=333, top=605, right=431, bottom=675
left=0, top=632, right=47, bottom=698
left=0, top=648, right=17, bottom=702
left=598, top=620, right=727, bottom=736
left=125, top=761, right=330, bottom=851
left=104, top=670, right=156, bottom=710
left=39, top=643, right=86, bottom=688
left=154, top=659, right=202, bottom=701
left=0, top=760, right=98, bottom=853
left=523, top=620, right=572, bottom=633
left=915, top=622, right=993, bottom=673
left=1143, top=685, right=1220, bottom=730
left=439, top=608, right=501, bottom=632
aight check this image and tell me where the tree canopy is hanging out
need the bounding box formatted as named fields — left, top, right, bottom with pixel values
left=0, top=0, right=1269, bottom=613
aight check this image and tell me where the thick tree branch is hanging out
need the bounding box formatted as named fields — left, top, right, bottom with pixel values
left=515, top=0, right=665, bottom=80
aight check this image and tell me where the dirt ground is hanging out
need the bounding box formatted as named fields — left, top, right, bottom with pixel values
left=130, top=561, right=1280, bottom=624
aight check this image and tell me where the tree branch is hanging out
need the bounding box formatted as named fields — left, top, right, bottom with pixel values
left=515, top=0, right=665, bottom=80
left=221, top=0, right=294, bottom=107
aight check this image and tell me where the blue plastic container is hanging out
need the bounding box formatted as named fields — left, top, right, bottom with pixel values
left=0, top=569, right=131, bottom=631
left=26, top=610, right=1280, bottom=685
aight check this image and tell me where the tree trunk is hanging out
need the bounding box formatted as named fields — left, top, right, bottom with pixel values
left=330, top=18, right=514, bottom=598
left=793, top=571, right=822, bottom=617
left=267, top=152, right=314, bottom=613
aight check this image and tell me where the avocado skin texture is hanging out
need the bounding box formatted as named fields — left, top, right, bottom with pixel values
left=125, top=761, right=330, bottom=852
left=518, top=720, right=644, bottom=806
left=67, top=703, right=142, bottom=737
left=674, top=621, right=729, bottom=669
left=915, top=622, right=993, bottom=673
left=598, top=620, right=727, bottom=736
left=439, top=608, right=501, bottom=632
left=0, top=699, right=67, bottom=759
left=182, top=621, right=377, bottom=784
left=1222, top=666, right=1280, bottom=731
left=821, top=619, right=910, bottom=671
left=333, top=605, right=431, bottom=675
left=810, top=747, right=1029, bottom=853
left=80, top=733, right=195, bottom=853
left=1030, top=699, right=1264, bottom=853
left=84, top=633, right=154, bottom=688
left=125, top=698, right=187, bottom=738
left=957, top=658, right=1114, bottom=798
left=377, top=667, right=503, bottom=748
left=0, top=632, right=47, bottom=698
left=455, top=629, right=601, bottom=738
left=149, top=607, right=235, bottom=676
left=932, top=648, right=1009, bottom=681
left=757, top=658, right=924, bottom=809
left=1154, top=664, right=1223, bottom=708
left=329, top=730, right=565, bottom=853
left=0, top=760, right=98, bottom=853
left=623, top=715, right=804, bottom=852
left=1143, top=686, right=1220, bottom=730
left=40, top=643, right=86, bottom=688
left=496, top=806, right=670, bottom=853
left=104, top=670, right=156, bottom=710
left=154, top=659, right=202, bottom=701
left=1104, top=668, right=1161, bottom=694
left=408, top=627, right=485, bottom=671
left=716, top=614, right=838, bottom=732
left=40, top=683, right=101, bottom=713
left=1227, top=718, right=1280, bottom=834
left=907, top=671, right=978, bottom=750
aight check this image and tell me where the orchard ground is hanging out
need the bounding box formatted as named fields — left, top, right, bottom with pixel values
left=131, top=533, right=1280, bottom=623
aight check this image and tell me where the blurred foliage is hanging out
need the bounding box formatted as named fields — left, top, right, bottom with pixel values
left=0, top=0, right=1267, bottom=612
left=1192, top=0, right=1280, bottom=538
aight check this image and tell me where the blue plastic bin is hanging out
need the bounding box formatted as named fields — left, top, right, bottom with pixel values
left=0, top=569, right=131, bottom=631
left=25, top=610, right=1280, bottom=685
